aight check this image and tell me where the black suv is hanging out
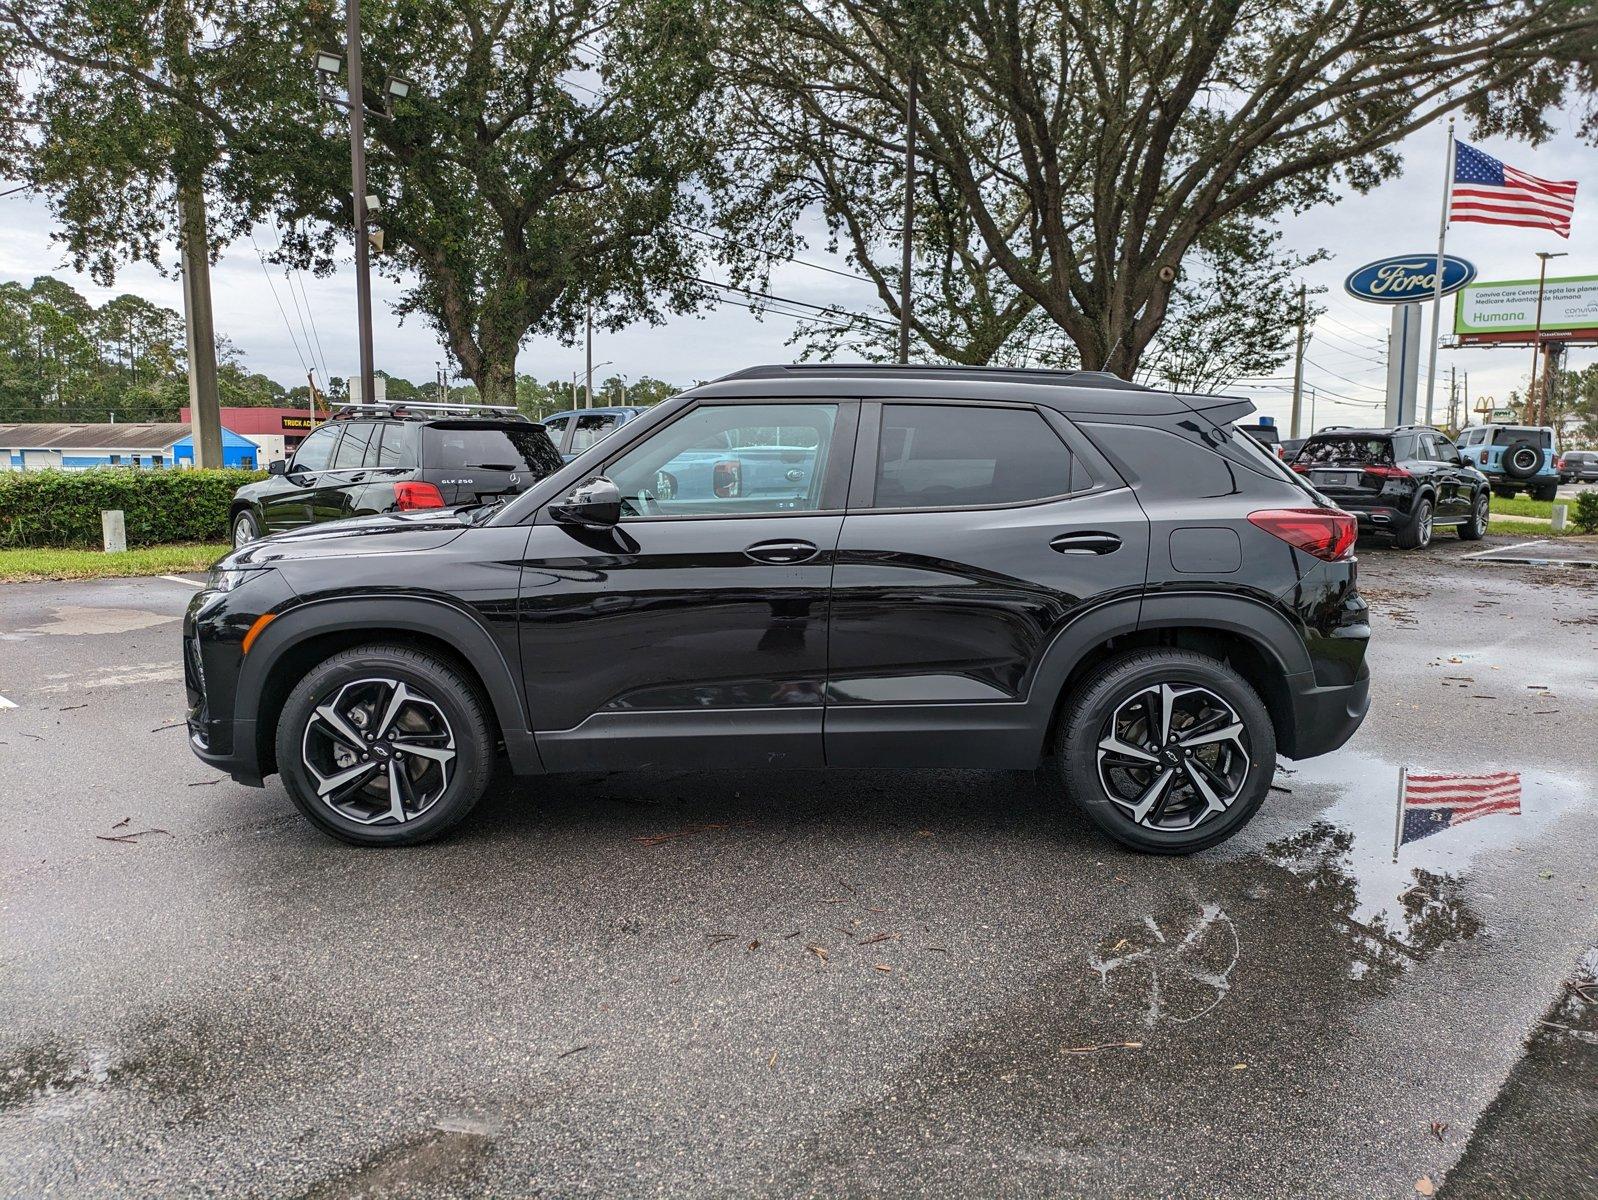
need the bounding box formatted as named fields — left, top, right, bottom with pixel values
left=185, top=365, right=1370, bottom=854
left=1289, top=425, right=1489, bottom=550
left=228, top=403, right=563, bottom=548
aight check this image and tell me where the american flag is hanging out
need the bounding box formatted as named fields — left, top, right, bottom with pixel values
left=1399, top=770, right=1521, bottom=848
left=1450, top=142, right=1577, bottom=238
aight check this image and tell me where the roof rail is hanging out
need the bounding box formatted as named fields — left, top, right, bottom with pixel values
left=330, top=400, right=529, bottom=422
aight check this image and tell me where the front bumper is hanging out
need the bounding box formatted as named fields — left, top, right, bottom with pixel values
left=1283, top=661, right=1371, bottom=759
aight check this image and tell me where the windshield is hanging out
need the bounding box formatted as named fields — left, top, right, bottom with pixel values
left=424, top=423, right=562, bottom=475
left=1296, top=437, right=1394, bottom=467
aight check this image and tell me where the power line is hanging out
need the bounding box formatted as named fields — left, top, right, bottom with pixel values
left=249, top=233, right=313, bottom=378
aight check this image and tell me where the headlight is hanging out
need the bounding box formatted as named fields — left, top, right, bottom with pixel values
left=207, top=565, right=275, bottom=593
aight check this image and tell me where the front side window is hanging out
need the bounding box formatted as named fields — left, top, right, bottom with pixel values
left=606, top=403, right=837, bottom=517
left=874, top=404, right=1072, bottom=509
left=292, top=426, right=340, bottom=472
left=570, top=413, right=621, bottom=454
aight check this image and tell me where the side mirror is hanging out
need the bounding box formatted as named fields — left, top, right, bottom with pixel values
left=268, top=459, right=289, bottom=476
left=551, top=475, right=621, bottom=530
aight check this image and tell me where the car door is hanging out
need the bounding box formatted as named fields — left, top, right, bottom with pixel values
left=262, top=424, right=341, bottom=532
left=318, top=420, right=380, bottom=522
left=825, top=400, right=1150, bottom=768
left=519, top=399, right=857, bottom=771
left=1428, top=432, right=1471, bottom=521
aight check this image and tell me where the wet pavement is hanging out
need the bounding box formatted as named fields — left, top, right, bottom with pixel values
left=2, top=536, right=1596, bottom=1198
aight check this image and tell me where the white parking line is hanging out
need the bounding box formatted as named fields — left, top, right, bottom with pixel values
left=0, top=694, right=17, bottom=709
left=159, top=575, right=204, bottom=588
left=1459, top=539, right=1549, bottom=561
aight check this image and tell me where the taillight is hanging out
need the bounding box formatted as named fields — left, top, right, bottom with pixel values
left=1248, top=508, right=1357, bottom=562
left=1556, top=457, right=1565, bottom=470
left=394, top=481, right=445, bottom=510
left=1290, top=462, right=1309, bottom=473
left=712, top=459, right=742, bottom=498
left=1362, top=465, right=1411, bottom=481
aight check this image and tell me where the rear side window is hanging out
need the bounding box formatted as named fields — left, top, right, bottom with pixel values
left=1297, top=437, right=1395, bottom=467
left=874, top=404, right=1073, bottom=509
left=330, top=421, right=379, bottom=468
left=423, top=424, right=563, bottom=475
left=570, top=413, right=621, bottom=454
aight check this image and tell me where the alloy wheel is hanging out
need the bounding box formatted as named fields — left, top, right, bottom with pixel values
left=1095, top=683, right=1251, bottom=832
left=1418, top=503, right=1433, bottom=546
left=1473, top=494, right=1489, bottom=535
left=234, top=517, right=256, bottom=549
left=300, top=677, right=457, bottom=825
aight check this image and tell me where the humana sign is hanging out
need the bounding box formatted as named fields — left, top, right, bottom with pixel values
left=1343, top=255, right=1477, bottom=304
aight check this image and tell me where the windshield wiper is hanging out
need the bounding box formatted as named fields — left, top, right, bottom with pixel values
left=466, top=462, right=520, bottom=471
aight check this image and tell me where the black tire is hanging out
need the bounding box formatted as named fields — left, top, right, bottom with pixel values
left=1458, top=489, right=1489, bottom=541
left=1531, top=482, right=1559, bottom=503
left=1492, top=486, right=1517, bottom=500
left=1501, top=440, right=1542, bottom=480
left=1395, top=495, right=1433, bottom=550
left=232, top=509, right=262, bottom=549
left=275, top=643, right=494, bottom=846
left=1050, top=649, right=1277, bottom=855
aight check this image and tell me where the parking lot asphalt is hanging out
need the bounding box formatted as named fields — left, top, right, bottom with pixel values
left=2, top=537, right=1596, bottom=1198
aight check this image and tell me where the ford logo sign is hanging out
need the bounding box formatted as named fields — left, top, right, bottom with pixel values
left=1344, top=255, right=1476, bottom=304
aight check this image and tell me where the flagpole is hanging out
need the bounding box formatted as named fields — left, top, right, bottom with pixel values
left=1423, top=121, right=1455, bottom=427
left=1392, top=766, right=1408, bottom=863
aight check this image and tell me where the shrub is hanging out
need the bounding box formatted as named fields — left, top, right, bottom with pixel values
left=1573, top=491, right=1598, bottom=535
left=0, top=468, right=265, bottom=549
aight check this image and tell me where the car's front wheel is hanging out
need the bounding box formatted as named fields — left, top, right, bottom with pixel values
left=275, top=644, right=494, bottom=846
left=1458, top=490, right=1489, bottom=541
left=232, top=510, right=261, bottom=549
left=1052, top=649, right=1277, bottom=854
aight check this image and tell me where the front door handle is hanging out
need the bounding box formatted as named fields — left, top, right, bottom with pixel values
left=744, top=539, right=819, bottom=565
left=1050, top=532, right=1122, bottom=556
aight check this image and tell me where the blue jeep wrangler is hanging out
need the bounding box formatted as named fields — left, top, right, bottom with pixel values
left=1456, top=424, right=1561, bottom=501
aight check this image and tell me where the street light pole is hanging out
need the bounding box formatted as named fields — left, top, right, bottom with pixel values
left=346, top=0, right=376, bottom=408
left=1527, top=251, right=1567, bottom=426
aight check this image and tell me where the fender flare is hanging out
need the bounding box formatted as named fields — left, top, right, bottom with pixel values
left=1023, top=590, right=1310, bottom=737
left=235, top=595, right=531, bottom=752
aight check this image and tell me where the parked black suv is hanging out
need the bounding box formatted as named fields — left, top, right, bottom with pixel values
left=1289, top=425, right=1489, bottom=550
left=228, top=403, right=563, bottom=548
left=185, top=365, right=1370, bottom=854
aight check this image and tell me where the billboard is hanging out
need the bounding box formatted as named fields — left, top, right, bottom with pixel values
left=1454, top=275, right=1598, bottom=345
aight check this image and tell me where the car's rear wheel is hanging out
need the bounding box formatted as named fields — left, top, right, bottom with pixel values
left=1531, top=482, right=1559, bottom=503
left=1458, top=490, right=1489, bottom=540
left=232, top=510, right=261, bottom=549
left=1052, top=649, right=1276, bottom=854
left=1492, top=485, right=1518, bottom=499
left=275, top=644, right=494, bottom=846
left=1395, top=496, right=1433, bottom=549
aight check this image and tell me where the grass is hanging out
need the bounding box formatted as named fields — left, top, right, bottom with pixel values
left=1488, top=494, right=1556, bottom=520
left=0, top=542, right=229, bottom=583
left=1484, top=518, right=1593, bottom=539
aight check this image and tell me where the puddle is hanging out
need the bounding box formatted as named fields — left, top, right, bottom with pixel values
left=298, top=1121, right=499, bottom=1199
left=1263, top=751, right=1588, bottom=983
left=4, top=605, right=176, bottom=639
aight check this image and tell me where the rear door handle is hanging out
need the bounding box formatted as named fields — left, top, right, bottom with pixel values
left=1050, top=532, right=1122, bottom=556
left=744, top=539, right=819, bottom=564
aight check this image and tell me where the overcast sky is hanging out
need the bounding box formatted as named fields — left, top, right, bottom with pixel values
left=1, top=112, right=1592, bottom=430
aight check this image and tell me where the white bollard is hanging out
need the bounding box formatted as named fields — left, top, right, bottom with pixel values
left=101, top=509, right=127, bottom=553
left=1550, top=503, right=1567, bottom=533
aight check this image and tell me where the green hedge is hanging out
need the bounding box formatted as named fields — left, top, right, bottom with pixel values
left=1574, top=491, right=1598, bottom=535
left=0, top=468, right=266, bottom=549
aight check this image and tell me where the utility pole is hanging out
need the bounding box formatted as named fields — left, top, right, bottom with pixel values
left=1463, top=372, right=1469, bottom=428
left=177, top=178, right=223, bottom=468
left=305, top=370, right=321, bottom=422
left=1288, top=284, right=1309, bottom=438
left=585, top=303, right=594, bottom=408
left=1447, top=366, right=1457, bottom=431
left=897, top=65, right=918, bottom=365
left=1528, top=250, right=1567, bottom=426
left=345, top=0, right=376, bottom=410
